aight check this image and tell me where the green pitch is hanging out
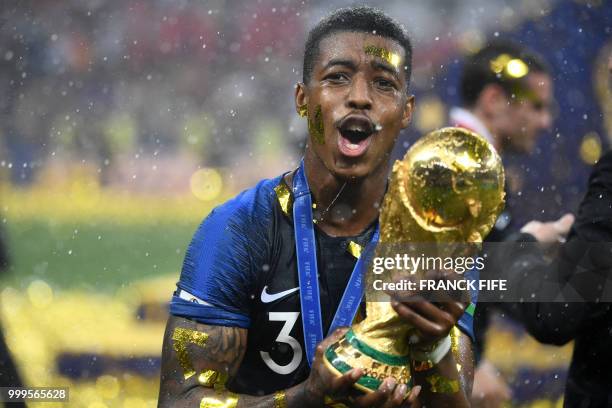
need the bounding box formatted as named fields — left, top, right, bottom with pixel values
left=1, top=219, right=196, bottom=291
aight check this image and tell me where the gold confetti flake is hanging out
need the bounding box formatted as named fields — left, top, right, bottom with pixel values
left=172, top=327, right=209, bottom=379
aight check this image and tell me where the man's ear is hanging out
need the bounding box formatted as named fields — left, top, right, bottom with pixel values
left=478, top=84, right=508, bottom=117
left=295, top=82, right=308, bottom=117
left=401, top=95, right=415, bottom=129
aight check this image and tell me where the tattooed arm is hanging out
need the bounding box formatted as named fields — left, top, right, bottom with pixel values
left=158, top=316, right=420, bottom=408
left=159, top=315, right=304, bottom=407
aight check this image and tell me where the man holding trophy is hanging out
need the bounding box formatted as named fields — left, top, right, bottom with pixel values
left=159, top=6, right=504, bottom=407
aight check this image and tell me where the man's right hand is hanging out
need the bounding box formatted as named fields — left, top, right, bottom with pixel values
left=471, top=360, right=511, bottom=408
left=303, top=328, right=420, bottom=408
left=520, top=213, right=574, bottom=244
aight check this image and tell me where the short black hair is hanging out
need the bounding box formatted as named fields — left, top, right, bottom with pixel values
left=302, top=6, right=413, bottom=89
left=460, top=41, right=551, bottom=107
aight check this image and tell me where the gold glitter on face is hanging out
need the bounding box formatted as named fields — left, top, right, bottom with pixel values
left=171, top=327, right=209, bottom=379
left=308, top=105, right=325, bottom=145
left=364, top=45, right=401, bottom=69
left=298, top=105, right=307, bottom=117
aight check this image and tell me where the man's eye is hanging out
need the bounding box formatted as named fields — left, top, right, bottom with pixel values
left=375, top=78, right=396, bottom=91
left=325, top=73, right=349, bottom=82
left=533, top=102, right=544, bottom=111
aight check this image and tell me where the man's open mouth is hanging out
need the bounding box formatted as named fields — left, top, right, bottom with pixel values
left=337, top=115, right=377, bottom=157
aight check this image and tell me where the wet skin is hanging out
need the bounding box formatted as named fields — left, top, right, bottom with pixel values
left=295, top=31, right=414, bottom=182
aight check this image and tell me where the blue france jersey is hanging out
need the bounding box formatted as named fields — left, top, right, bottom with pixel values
left=171, top=177, right=276, bottom=329
left=170, top=174, right=476, bottom=395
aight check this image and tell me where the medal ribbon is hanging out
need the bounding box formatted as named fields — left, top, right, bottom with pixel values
left=293, top=160, right=379, bottom=366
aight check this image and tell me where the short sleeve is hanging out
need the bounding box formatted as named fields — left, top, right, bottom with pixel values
left=169, top=179, right=276, bottom=328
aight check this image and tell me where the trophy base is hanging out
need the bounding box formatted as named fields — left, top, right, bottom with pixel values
left=323, top=329, right=412, bottom=393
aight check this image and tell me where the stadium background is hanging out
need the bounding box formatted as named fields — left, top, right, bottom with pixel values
left=0, top=0, right=609, bottom=406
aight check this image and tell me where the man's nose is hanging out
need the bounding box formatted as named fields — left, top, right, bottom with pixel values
left=540, top=109, right=553, bottom=130
left=347, top=76, right=372, bottom=110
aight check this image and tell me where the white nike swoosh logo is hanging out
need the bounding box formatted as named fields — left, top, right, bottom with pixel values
left=260, top=286, right=300, bottom=303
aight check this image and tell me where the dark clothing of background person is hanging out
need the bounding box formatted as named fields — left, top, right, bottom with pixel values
left=0, top=327, right=26, bottom=408
left=472, top=189, right=516, bottom=363
left=0, top=222, right=26, bottom=408
left=488, top=150, right=612, bottom=407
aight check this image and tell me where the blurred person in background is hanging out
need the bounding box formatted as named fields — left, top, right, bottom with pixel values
left=159, top=6, right=477, bottom=407
left=450, top=41, right=574, bottom=407
left=496, top=149, right=612, bottom=407
left=486, top=50, right=612, bottom=408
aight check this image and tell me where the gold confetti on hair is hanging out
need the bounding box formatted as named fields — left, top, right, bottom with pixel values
left=172, top=327, right=209, bottom=379
left=490, top=54, right=529, bottom=79
left=364, top=45, right=401, bottom=69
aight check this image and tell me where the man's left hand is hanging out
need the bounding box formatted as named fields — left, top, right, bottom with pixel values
left=389, top=269, right=467, bottom=347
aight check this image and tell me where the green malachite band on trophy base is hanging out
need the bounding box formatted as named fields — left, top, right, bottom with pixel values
left=324, top=346, right=383, bottom=391
left=345, top=329, right=411, bottom=366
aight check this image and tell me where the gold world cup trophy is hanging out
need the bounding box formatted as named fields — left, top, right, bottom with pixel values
left=323, top=127, right=505, bottom=393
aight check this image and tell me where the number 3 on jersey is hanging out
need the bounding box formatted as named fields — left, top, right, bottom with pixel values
left=260, top=312, right=303, bottom=375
